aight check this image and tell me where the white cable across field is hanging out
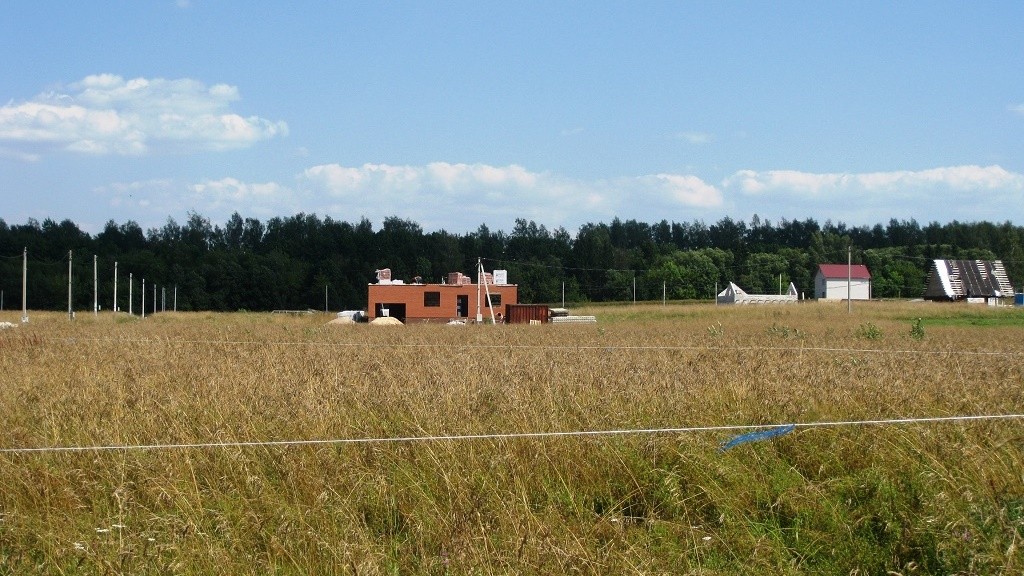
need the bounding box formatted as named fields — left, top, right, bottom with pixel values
left=2, top=414, right=1021, bottom=455
left=26, top=336, right=1024, bottom=357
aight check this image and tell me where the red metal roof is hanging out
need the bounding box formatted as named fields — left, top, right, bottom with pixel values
left=817, top=264, right=871, bottom=279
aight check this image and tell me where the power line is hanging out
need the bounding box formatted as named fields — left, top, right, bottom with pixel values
left=2, top=414, right=1020, bottom=455
left=23, top=336, right=1024, bottom=358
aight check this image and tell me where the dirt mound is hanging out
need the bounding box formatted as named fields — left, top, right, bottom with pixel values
left=369, top=316, right=404, bottom=326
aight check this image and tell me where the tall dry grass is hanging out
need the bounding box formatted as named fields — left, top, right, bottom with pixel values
left=0, top=301, right=1022, bottom=574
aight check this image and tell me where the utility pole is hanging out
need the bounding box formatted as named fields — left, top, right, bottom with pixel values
left=129, top=273, right=133, bottom=315
left=476, top=257, right=483, bottom=323
left=847, top=245, right=852, bottom=314
left=113, top=261, right=118, bottom=313
left=93, top=255, right=98, bottom=315
left=67, top=250, right=73, bottom=320
left=21, top=247, right=28, bottom=323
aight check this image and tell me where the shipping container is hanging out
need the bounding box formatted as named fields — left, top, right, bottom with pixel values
left=504, top=304, right=549, bottom=324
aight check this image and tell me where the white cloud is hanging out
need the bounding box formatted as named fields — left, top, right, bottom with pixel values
left=641, top=174, right=722, bottom=208
left=427, top=162, right=538, bottom=190
left=190, top=177, right=287, bottom=204
left=303, top=162, right=541, bottom=200
left=1010, top=103, right=1024, bottom=116
left=0, top=74, right=286, bottom=156
left=714, top=165, right=1024, bottom=226
left=91, top=162, right=1024, bottom=235
left=189, top=178, right=294, bottom=219
left=301, top=162, right=721, bottom=230
left=97, top=177, right=292, bottom=223
left=722, top=165, right=1024, bottom=197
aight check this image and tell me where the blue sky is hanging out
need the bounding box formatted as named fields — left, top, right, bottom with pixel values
left=2, top=1, right=1023, bottom=235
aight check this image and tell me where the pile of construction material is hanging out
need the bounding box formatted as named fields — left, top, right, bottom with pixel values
left=369, top=316, right=403, bottom=326
left=548, top=307, right=596, bottom=323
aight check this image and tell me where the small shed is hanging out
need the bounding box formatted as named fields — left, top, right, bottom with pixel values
left=814, top=264, right=872, bottom=300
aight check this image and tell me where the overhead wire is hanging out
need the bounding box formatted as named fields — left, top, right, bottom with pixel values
left=19, top=336, right=1024, bottom=357
left=2, top=414, right=1021, bottom=455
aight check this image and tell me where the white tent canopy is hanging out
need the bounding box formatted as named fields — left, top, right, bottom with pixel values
left=717, top=282, right=798, bottom=305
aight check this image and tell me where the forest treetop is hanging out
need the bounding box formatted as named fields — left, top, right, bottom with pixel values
left=1, top=212, right=1021, bottom=312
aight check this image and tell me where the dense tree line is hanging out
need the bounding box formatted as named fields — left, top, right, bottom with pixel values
left=1, top=212, right=1022, bottom=313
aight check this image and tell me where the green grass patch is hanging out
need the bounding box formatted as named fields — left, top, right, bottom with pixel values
left=901, top=308, right=1024, bottom=328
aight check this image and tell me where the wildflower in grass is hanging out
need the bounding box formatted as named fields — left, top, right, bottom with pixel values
left=910, top=318, right=925, bottom=340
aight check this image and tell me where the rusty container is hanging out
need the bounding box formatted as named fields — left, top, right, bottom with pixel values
left=504, top=304, right=550, bottom=324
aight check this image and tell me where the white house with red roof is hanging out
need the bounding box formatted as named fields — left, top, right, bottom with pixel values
left=814, top=264, right=872, bottom=300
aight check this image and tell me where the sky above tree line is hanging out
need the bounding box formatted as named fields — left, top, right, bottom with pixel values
left=2, top=2, right=1024, bottom=235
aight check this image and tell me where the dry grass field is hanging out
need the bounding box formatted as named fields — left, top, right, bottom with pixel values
left=1, top=301, right=1022, bottom=574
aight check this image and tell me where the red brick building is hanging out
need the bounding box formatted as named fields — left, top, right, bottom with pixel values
left=367, top=269, right=518, bottom=323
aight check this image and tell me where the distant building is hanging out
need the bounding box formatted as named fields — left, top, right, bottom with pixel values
left=367, top=268, right=518, bottom=323
left=717, top=282, right=798, bottom=305
left=814, top=264, right=872, bottom=300
left=923, top=259, right=1013, bottom=304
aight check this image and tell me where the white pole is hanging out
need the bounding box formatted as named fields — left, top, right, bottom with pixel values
left=479, top=259, right=496, bottom=324
left=475, top=258, right=483, bottom=323
left=561, top=281, right=565, bottom=308
left=847, top=245, right=852, bottom=314
left=142, top=278, right=145, bottom=319
left=632, top=275, right=636, bottom=304
left=21, top=247, right=28, bottom=323
left=129, top=273, right=133, bottom=315
left=153, top=284, right=157, bottom=315
left=174, top=285, right=177, bottom=312
left=93, top=255, right=98, bottom=315
left=325, top=283, right=328, bottom=314
left=663, top=281, right=666, bottom=306
left=113, top=261, right=118, bottom=312
left=162, top=286, right=166, bottom=312
left=68, top=250, right=73, bottom=320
